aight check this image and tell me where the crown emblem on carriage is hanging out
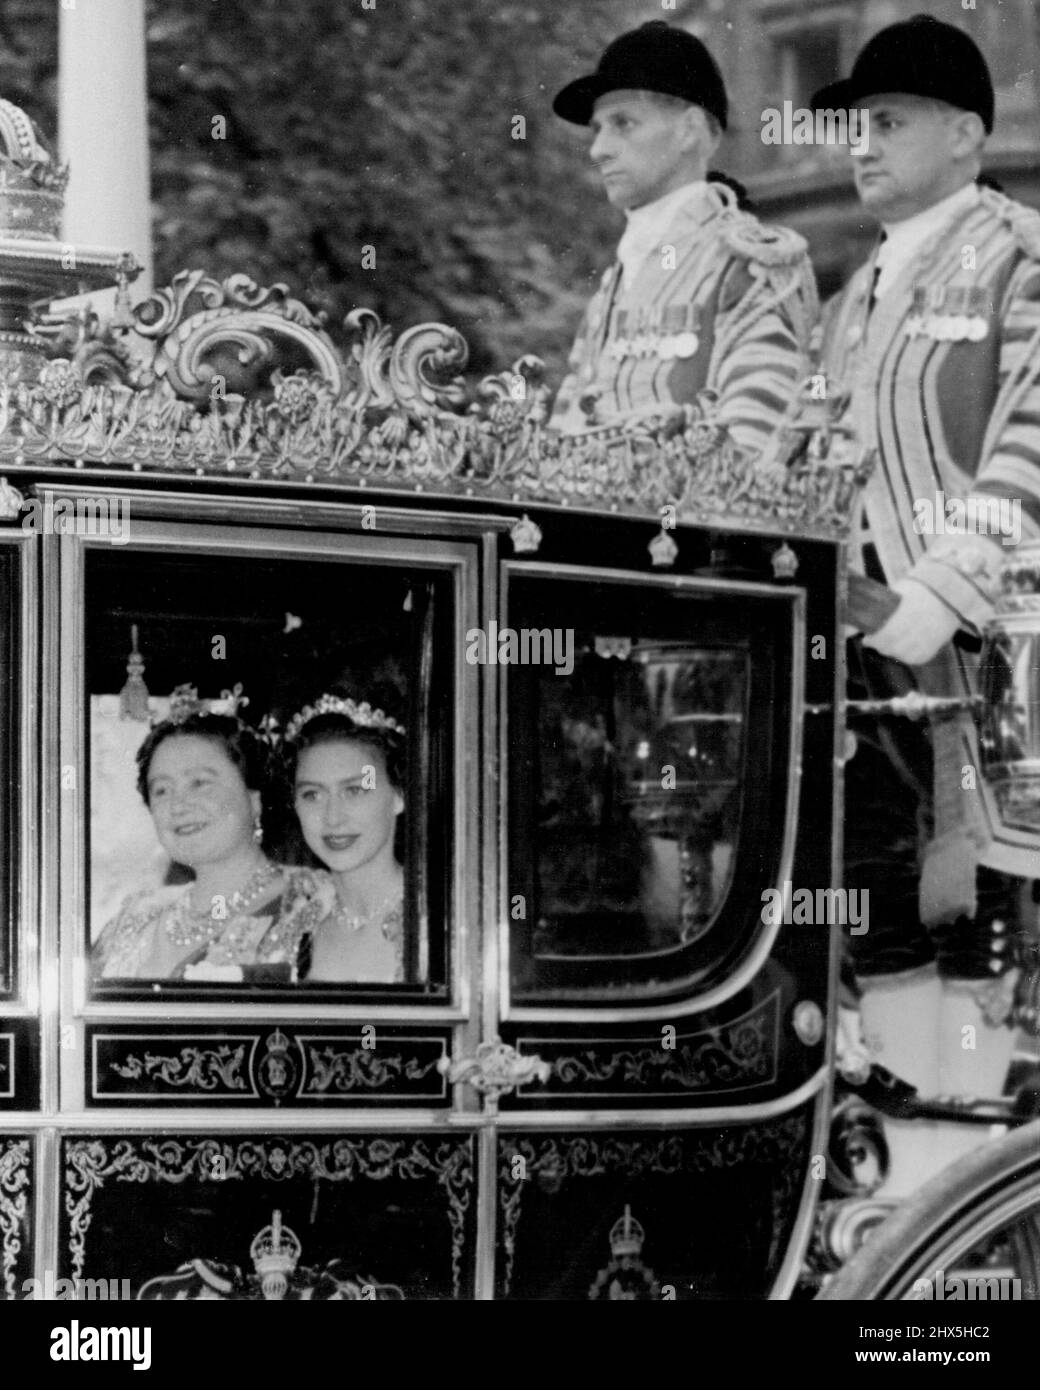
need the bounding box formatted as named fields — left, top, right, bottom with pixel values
left=136, top=1207, right=406, bottom=1300
left=249, top=1209, right=302, bottom=1301
left=609, top=1206, right=645, bottom=1261
left=588, top=1206, right=663, bottom=1300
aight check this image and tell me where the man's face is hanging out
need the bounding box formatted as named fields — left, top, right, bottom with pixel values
left=851, top=94, right=972, bottom=222
left=588, top=90, right=699, bottom=210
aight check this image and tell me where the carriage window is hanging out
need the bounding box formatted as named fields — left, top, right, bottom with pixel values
left=0, top=544, right=16, bottom=996
left=85, top=547, right=452, bottom=998
left=507, top=572, right=794, bottom=1004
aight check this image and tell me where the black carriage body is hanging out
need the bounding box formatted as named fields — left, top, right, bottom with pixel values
left=0, top=289, right=847, bottom=1302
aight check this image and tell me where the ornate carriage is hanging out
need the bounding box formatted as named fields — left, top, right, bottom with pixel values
left=4, top=99, right=1035, bottom=1304
left=0, top=99, right=864, bottom=1301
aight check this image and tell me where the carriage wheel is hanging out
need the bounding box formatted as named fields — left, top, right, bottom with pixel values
left=817, top=1119, right=1040, bottom=1300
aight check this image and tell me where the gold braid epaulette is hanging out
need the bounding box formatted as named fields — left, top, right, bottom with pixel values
left=979, top=186, right=1040, bottom=260
left=720, top=210, right=810, bottom=269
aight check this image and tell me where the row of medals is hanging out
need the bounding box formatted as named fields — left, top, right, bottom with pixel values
left=905, top=286, right=989, bottom=342
left=607, top=306, right=700, bottom=362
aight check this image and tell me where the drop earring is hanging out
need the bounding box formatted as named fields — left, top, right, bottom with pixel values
left=253, top=812, right=263, bottom=844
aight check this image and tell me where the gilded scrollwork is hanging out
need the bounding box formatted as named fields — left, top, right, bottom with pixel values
left=0, top=474, right=22, bottom=516
left=547, top=1016, right=774, bottom=1093
left=30, top=306, right=143, bottom=388
left=110, top=1044, right=249, bottom=1092
left=93, top=1030, right=448, bottom=1104
left=304, top=1046, right=441, bottom=1095
left=133, top=271, right=344, bottom=402
left=63, top=1135, right=474, bottom=1298
left=0, top=1138, right=30, bottom=1299
left=440, top=1039, right=550, bottom=1108
left=0, top=276, right=869, bottom=538
left=806, top=1196, right=897, bottom=1285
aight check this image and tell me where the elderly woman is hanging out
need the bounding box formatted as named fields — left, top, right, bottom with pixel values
left=92, top=687, right=330, bottom=982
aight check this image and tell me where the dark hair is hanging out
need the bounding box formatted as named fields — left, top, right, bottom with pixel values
left=281, top=713, right=408, bottom=869
left=136, top=714, right=274, bottom=807
left=284, top=713, right=407, bottom=793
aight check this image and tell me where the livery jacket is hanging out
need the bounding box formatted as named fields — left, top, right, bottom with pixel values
left=821, top=184, right=1040, bottom=887
left=550, top=182, right=817, bottom=454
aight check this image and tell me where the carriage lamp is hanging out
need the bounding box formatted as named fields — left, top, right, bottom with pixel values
left=979, top=544, right=1040, bottom=833
left=843, top=542, right=1040, bottom=840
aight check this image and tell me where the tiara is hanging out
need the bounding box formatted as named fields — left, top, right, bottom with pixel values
left=165, top=682, right=252, bottom=727
left=284, top=694, right=406, bottom=744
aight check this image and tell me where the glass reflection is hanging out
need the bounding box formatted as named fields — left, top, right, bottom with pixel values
left=531, top=643, right=746, bottom=963
left=981, top=627, right=1040, bottom=831
left=623, top=648, right=744, bottom=947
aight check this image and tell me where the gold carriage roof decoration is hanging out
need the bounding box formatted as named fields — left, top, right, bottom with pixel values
left=0, top=97, right=138, bottom=320
left=0, top=260, right=869, bottom=539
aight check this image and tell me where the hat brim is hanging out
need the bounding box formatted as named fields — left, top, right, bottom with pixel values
left=552, top=73, right=726, bottom=128
left=809, top=78, right=870, bottom=114
left=811, top=77, right=993, bottom=134
left=552, top=74, right=617, bottom=125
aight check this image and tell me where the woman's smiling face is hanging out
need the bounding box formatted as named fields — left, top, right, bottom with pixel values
left=145, top=733, right=259, bottom=869
left=294, top=738, right=403, bottom=874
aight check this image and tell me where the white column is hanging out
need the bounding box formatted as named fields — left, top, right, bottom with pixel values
left=58, top=0, right=152, bottom=301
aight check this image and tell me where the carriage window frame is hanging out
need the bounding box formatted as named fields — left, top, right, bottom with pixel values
left=0, top=529, right=36, bottom=1007
left=54, top=513, right=477, bottom=1018
left=499, top=560, right=805, bottom=1023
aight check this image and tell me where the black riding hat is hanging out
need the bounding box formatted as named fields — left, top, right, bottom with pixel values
left=553, top=20, right=728, bottom=130
left=810, top=14, right=994, bottom=134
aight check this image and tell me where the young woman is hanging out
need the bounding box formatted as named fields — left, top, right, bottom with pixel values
left=284, top=695, right=406, bottom=983
left=92, top=688, right=330, bottom=982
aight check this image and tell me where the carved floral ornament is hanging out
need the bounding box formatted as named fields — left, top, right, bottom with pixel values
left=0, top=269, right=873, bottom=538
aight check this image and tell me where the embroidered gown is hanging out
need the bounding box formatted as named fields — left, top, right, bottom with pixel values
left=92, top=866, right=335, bottom=981
left=305, top=900, right=406, bottom=984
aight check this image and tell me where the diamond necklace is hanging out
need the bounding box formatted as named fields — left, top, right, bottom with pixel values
left=164, top=860, right=282, bottom=949
left=332, top=889, right=402, bottom=935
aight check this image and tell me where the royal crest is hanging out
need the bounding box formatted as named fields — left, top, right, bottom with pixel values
left=588, top=1207, right=663, bottom=1300
left=137, top=1208, right=405, bottom=1301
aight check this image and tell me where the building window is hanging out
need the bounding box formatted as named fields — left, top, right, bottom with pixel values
left=773, top=24, right=843, bottom=110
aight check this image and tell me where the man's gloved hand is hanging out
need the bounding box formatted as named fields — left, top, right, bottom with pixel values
left=862, top=577, right=963, bottom=666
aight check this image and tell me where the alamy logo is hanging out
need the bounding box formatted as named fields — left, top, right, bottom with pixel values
left=50, top=1320, right=151, bottom=1371
left=464, top=622, right=574, bottom=676
left=912, top=490, right=1021, bottom=547
left=760, top=882, right=868, bottom=934
left=910, top=1269, right=1021, bottom=1301
left=23, top=1273, right=131, bottom=1300
left=760, top=101, right=869, bottom=152
left=20, top=490, right=129, bottom=545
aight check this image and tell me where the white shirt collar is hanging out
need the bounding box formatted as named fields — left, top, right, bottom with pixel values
left=616, top=180, right=711, bottom=286
left=874, top=181, right=980, bottom=299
